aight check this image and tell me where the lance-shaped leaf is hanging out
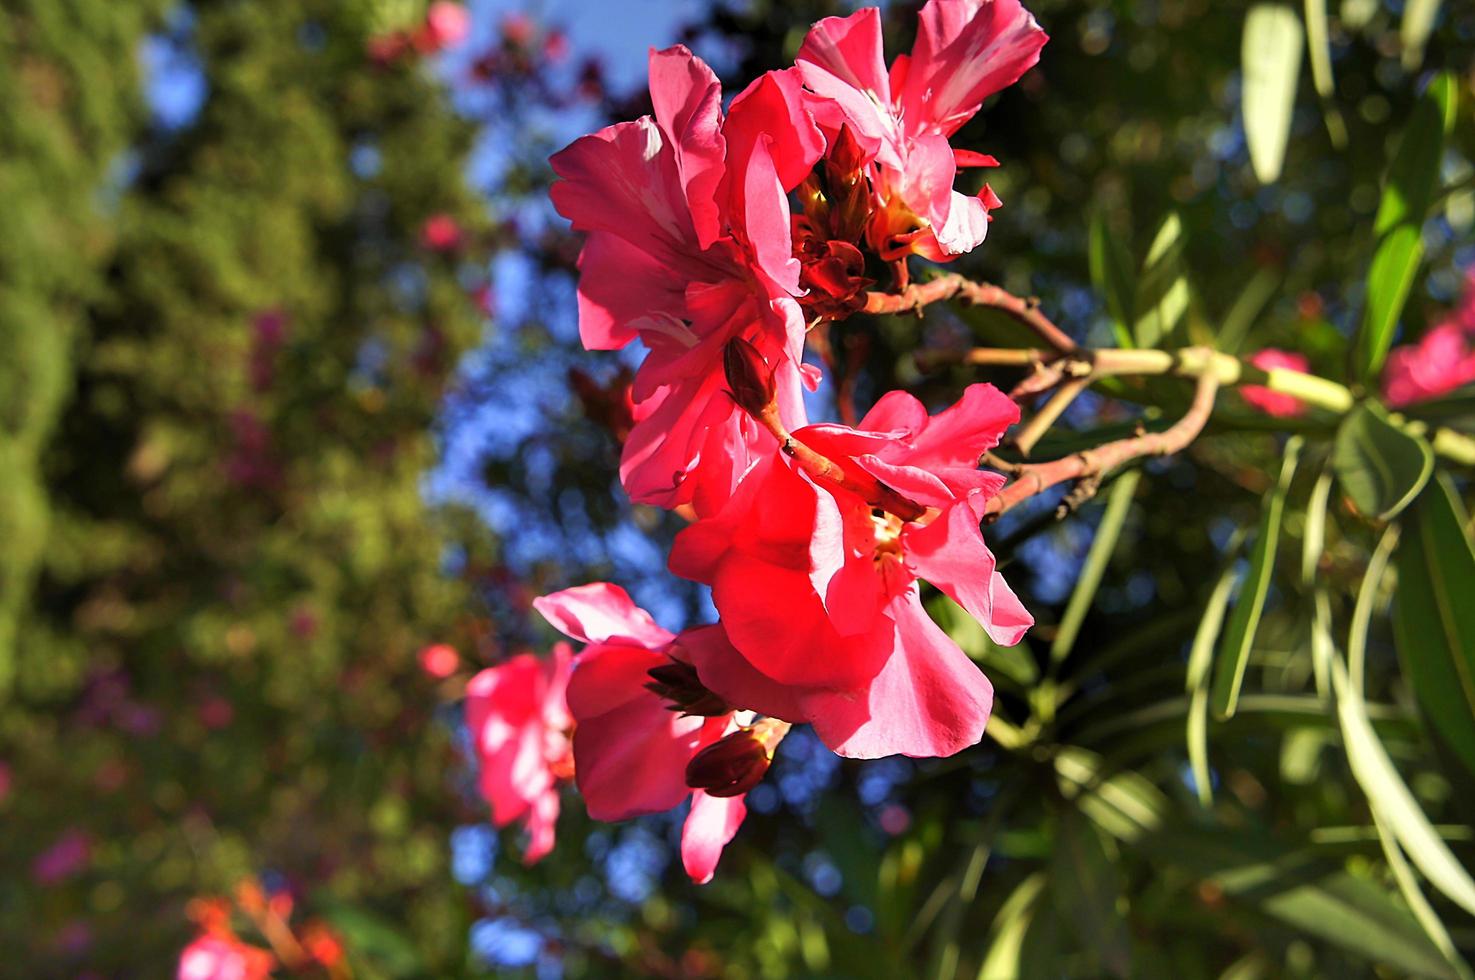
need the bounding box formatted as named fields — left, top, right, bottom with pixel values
left=1393, top=473, right=1475, bottom=778
left=1332, top=401, right=1434, bottom=522
left=1400, top=0, right=1445, bottom=71
left=1133, top=213, right=1188, bottom=348
left=1051, top=808, right=1132, bottom=978
left=1332, top=652, right=1475, bottom=918
left=1089, top=209, right=1136, bottom=348
left=1052, top=471, right=1139, bottom=666
left=1354, top=73, right=1458, bottom=379
left=1242, top=4, right=1304, bottom=184
left=1212, top=437, right=1302, bottom=719
left=1134, top=828, right=1460, bottom=978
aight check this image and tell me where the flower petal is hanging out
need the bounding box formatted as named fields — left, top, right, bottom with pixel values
left=681, top=790, right=748, bottom=884
left=533, top=583, right=674, bottom=649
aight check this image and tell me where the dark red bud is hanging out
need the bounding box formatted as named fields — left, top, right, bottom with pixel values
left=685, top=729, right=772, bottom=798
left=830, top=123, right=870, bottom=175
left=644, top=659, right=731, bottom=718
left=723, top=337, right=777, bottom=418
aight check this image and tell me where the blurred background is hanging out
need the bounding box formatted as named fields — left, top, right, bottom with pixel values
left=3, top=0, right=1474, bottom=975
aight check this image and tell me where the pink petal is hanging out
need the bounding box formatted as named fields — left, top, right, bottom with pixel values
left=725, top=68, right=826, bottom=194
left=648, top=46, right=727, bottom=249
left=681, top=791, right=748, bottom=884
left=899, top=0, right=1048, bottom=139
left=886, top=382, right=1019, bottom=471
left=533, top=583, right=674, bottom=649
left=903, top=499, right=1032, bottom=646
left=796, top=9, right=902, bottom=168
left=678, top=624, right=810, bottom=722
left=567, top=645, right=719, bottom=820
left=806, top=590, right=994, bottom=759
left=521, top=789, right=560, bottom=864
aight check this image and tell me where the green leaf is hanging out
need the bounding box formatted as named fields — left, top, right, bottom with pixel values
left=1216, top=266, right=1279, bottom=354
left=1393, top=474, right=1475, bottom=777
left=1303, top=0, right=1334, bottom=98
left=1186, top=535, right=1247, bottom=806
left=1051, top=808, right=1132, bottom=977
left=976, top=874, right=1046, bottom=980
left=1242, top=4, right=1304, bottom=184
left=1135, top=828, right=1461, bottom=978
left=1332, top=401, right=1434, bottom=521
left=323, top=906, right=425, bottom=978
left=1400, top=0, right=1445, bottom=70
left=1371, top=807, right=1475, bottom=980
left=1089, top=209, right=1136, bottom=348
left=1331, top=654, right=1475, bottom=918
left=1355, top=73, right=1459, bottom=378
left=1133, top=213, right=1189, bottom=348
left=1054, top=747, right=1169, bottom=843
left=1052, top=470, right=1139, bottom=666
left=1212, top=437, right=1301, bottom=719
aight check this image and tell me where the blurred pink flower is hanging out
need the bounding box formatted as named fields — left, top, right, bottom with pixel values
left=1383, top=322, right=1475, bottom=408
left=421, top=2, right=472, bottom=52
left=0, top=761, right=11, bottom=805
left=32, top=830, right=92, bottom=885
left=464, top=644, right=574, bottom=862
left=177, top=932, right=274, bottom=980
left=199, top=696, right=235, bottom=730
left=1241, top=349, right=1310, bottom=418
left=420, top=213, right=463, bottom=253
left=418, top=642, right=460, bottom=679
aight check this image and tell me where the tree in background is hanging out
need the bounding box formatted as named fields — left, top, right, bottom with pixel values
left=1, top=1, right=492, bottom=973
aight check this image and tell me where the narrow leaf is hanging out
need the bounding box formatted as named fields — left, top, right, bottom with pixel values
left=1212, top=437, right=1302, bottom=719
left=1393, top=474, right=1475, bottom=777
left=1133, top=213, right=1189, bottom=348
left=1242, top=4, right=1304, bottom=184
left=1186, top=541, right=1246, bottom=806
left=1401, top=0, right=1445, bottom=71
left=1303, top=0, right=1334, bottom=98
left=1356, top=73, right=1459, bottom=378
left=1052, top=471, right=1140, bottom=665
left=1051, top=809, right=1132, bottom=978
left=1371, top=807, right=1474, bottom=980
left=1089, top=209, right=1136, bottom=348
left=977, top=874, right=1046, bottom=980
left=1331, top=656, right=1475, bottom=918
left=1332, top=401, right=1434, bottom=521
left=1216, top=266, right=1280, bottom=354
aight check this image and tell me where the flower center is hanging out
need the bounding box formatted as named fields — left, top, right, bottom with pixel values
left=871, top=508, right=905, bottom=564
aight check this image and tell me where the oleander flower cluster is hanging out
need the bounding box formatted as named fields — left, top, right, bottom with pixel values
left=465, top=0, right=1047, bottom=882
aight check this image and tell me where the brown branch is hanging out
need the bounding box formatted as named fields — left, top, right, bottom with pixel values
left=863, top=275, right=1077, bottom=353
left=982, top=367, right=1221, bottom=520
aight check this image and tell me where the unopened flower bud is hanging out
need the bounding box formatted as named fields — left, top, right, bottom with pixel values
left=829, top=124, right=870, bottom=177
left=723, top=337, right=777, bottom=418
left=685, top=729, right=772, bottom=797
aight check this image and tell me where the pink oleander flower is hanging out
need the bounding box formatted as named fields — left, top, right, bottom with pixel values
left=464, top=644, right=575, bottom=863
left=796, top=0, right=1047, bottom=262
left=420, top=213, right=463, bottom=253
left=535, top=584, right=782, bottom=884
left=419, top=2, right=472, bottom=52
left=418, top=642, right=460, bottom=678
left=1241, top=349, right=1310, bottom=418
left=177, top=932, right=274, bottom=980
left=669, top=383, right=1031, bottom=759
left=1383, top=322, right=1475, bottom=408
left=550, top=45, right=825, bottom=514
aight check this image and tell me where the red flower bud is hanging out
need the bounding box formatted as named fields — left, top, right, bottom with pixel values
left=829, top=123, right=870, bottom=176
left=723, top=337, right=777, bottom=418
left=685, top=728, right=772, bottom=798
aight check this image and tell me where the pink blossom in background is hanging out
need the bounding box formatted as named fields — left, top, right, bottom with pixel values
left=549, top=45, right=823, bottom=514
left=670, top=384, right=1030, bottom=759
left=1383, top=324, right=1475, bottom=408
left=0, top=761, right=11, bottom=804
left=463, top=643, right=575, bottom=862
left=176, top=932, right=274, bottom=980
left=796, top=0, right=1047, bottom=260
left=418, top=643, right=461, bottom=679
left=535, top=584, right=765, bottom=883
left=1240, top=349, right=1310, bottom=418
left=32, top=830, right=92, bottom=885
left=420, top=213, right=463, bottom=253
left=420, top=2, right=472, bottom=52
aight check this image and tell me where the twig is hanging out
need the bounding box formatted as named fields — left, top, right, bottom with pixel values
left=864, top=275, right=1077, bottom=353
left=983, top=367, right=1221, bottom=520
left=1013, top=375, right=1091, bottom=457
